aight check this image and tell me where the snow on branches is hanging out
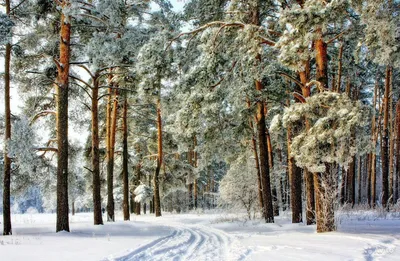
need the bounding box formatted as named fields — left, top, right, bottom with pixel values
left=134, top=183, right=154, bottom=203
left=271, top=92, right=371, bottom=173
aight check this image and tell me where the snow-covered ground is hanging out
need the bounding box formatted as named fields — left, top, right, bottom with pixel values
left=1, top=211, right=400, bottom=261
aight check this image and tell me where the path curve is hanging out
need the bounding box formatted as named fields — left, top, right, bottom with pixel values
left=105, top=223, right=246, bottom=261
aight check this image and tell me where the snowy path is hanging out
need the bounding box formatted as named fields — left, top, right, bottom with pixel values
left=106, top=223, right=245, bottom=261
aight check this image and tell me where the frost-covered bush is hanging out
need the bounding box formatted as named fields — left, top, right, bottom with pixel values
left=271, top=92, right=371, bottom=173
left=219, top=152, right=259, bottom=219
left=8, top=117, right=38, bottom=175
left=134, top=184, right=154, bottom=203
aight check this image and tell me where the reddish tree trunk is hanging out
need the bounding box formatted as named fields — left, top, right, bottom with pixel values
left=56, top=2, right=71, bottom=232
left=154, top=99, right=162, bottom=217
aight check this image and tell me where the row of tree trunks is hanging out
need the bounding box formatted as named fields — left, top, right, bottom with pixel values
left=91, top=73, right=103, bottom=225
left=56, top=1, right=71, bottom=232
left=2, top=0, right=12, bottom=236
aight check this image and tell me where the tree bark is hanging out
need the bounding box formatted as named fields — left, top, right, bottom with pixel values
left=56, top=2, right=71, bottom=232
left=287, top=125, right=302, bottom=223
left=369, top=79, right=378, bottom=207
left=382, top=66, right=391, bottom=208
left=395, top=100, right=400, bottom=203
left=299, top=67, right=315, bottom=225
left=106, top=85, right=118, bottom=221
left=122, top=96, right=130, bottom=221
left=315, top=38, right=328, bottom=89
left=389, top=70, right=394, bottom=204
left=247, top=100, right=264, bottom=209
left=135, top=160, right=141, bottom=215
left=3, top=0, right=12, bottom=236
left=193, top=137, right=198, bottom=209
left=347, top=158, right=356, bottom=206
left=314, top=33, right=335, bottom=232
left=256, top=80, right=274, bottom=223
left=357, top=156, right=362, bottom=204
left=153, top=98, right=162, bottom=217
left=91, top=74, right=103, bottom=225
left=336, top=42, right=344, bottom=92
left=267, top=129, right=279, bottom=217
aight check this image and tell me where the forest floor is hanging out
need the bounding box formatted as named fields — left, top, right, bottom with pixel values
left=1, top=210, right=400, bottom=261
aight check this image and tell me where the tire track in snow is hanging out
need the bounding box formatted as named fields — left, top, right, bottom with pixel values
left=105, top=223, right=247, bottom=261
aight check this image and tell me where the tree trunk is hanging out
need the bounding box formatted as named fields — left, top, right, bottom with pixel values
left=395, top=100, right=400, bottom=203
left=382, top=66, right=391, bottom=208
left=347, top=158, right=356, bottom=206
left=369, top=79, right=379, bottom=207
left=389, top=71, right=394, bottom=204
left=122, top=96, right=130, bottom=221
left=287, top=125, right=302, bottom=223
left=315, top=40, right=328, bottom=89
left=56, top=2, right=71, bottom=232
left=3, top=0, right=12, bottom=235
left=315, top=34, right=335, bottom=232
left=357, top=156, right=362, bottom=204
left=135, top=161, right=141, bottom=215
left=256, top=80, right=274, bottom=223
left=91, top=74, right=103, bottom=225
left=130, top=193, right=135, bottom=214
left=188, top=183, right=193, bottom=210
left=193, top=137, right=198, bottom=209
left=340, top=167, right=346, bottom=205
left=299, top=67, right=315, bottom=225
left=250, top=0, right=274, bottom=223
left=247, top=100, right=264, bottom=209
left=367, top=153, right=372, bottom=206
left=336, top=41, right=344, bottom=92
left=153, top=98, right=162, bottom=217
left=107, top=85, right=118, bottom=222
left=266, top=129, right=279, bottom=216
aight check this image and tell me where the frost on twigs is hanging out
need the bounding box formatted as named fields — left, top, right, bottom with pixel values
left=0, top=13, right=14, bottom=45
left=271, top=92, right=371, bottom=173
left=8, top=118, right=38, bottom=175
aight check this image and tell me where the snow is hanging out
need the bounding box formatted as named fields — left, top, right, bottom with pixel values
left=1, top=211, right=400, bottom=261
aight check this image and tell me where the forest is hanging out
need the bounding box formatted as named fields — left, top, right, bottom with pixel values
left=0, top=0, right=399, bottom=244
